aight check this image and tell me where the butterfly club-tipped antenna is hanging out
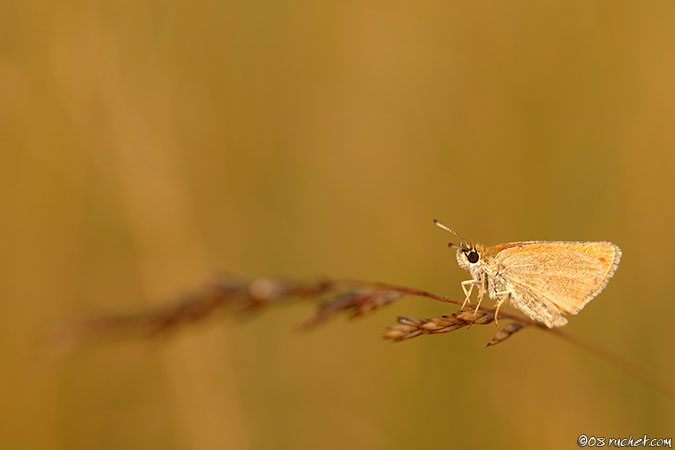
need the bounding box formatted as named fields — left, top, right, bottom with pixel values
left=433, top=219, right=468, bottom=249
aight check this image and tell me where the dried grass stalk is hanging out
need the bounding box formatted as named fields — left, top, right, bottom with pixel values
left=56, top=276, right=538, bottom=346
left=53, top=275, right=675, bottom=399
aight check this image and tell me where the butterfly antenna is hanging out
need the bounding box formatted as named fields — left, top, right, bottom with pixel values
left=433, top=219, right=468, bottom=247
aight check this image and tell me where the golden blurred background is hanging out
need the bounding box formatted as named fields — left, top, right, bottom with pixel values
left=2, top=1, right=674, bottom=449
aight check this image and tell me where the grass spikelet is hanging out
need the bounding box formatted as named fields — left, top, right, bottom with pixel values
left=486, top=323, right=525, bottom=347
left=383, top=310, right=495, bottom=342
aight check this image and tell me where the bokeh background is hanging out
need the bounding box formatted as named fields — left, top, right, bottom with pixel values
left=2, top=1, right=674, bottom=449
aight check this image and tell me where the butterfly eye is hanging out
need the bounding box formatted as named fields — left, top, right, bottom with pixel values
left=467, top=251, right=479, bottom=264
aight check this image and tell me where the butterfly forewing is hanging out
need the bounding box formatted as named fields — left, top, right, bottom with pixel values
left=491, top=241, right=621, bottom=314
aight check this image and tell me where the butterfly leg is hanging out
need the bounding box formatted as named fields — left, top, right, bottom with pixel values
left=460, top=280, right=479, bottom=310
left=469, top=277, right=487, bottom=326
left=493, top=292, right=511, bottom=326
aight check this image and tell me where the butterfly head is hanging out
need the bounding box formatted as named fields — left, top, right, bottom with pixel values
left=433, top=219, right=484, bottom=273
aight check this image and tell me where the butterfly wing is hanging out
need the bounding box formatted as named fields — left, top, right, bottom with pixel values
left=492, top=241, right=621, bottom=315
left=504, top=282, right=569, bottom=327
